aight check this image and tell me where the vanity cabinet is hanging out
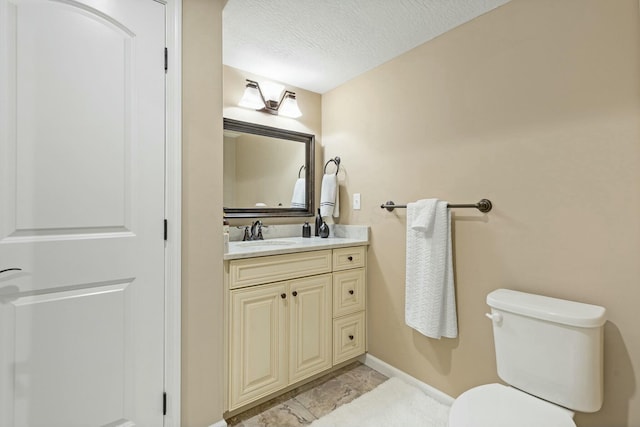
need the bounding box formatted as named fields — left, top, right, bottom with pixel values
left=225, top=246, right=366, bottom=412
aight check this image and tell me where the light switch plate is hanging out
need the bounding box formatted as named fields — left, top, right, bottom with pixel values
left=353, top=193, right=361, bottom=210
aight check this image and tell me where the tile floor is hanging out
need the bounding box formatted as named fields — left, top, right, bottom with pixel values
left=226, top=362, right=388, bottom=427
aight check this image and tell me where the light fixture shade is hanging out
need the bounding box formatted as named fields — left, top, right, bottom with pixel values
left=238, top=83, right=265, bottom=110
left=278, top=93, right=302, bottom=118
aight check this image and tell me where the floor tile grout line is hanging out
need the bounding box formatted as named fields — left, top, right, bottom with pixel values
left=292, top=396, right=319, bottom=422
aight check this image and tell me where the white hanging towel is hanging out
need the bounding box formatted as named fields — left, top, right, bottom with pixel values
left=291, top=178, right=306, bottom=208
left=320, top=173, right=340, bottom=217
left=405, top=199, right=458, bottom=339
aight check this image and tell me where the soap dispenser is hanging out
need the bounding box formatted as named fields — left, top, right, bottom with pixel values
left=315, top=208, right=322, bottom=236
left=319, top=221, right=329, bottom=238
left=302, top=222, right=311, bottom=238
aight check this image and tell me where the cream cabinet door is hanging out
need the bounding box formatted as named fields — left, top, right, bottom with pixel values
left=289, top=273, right=332, bottom=383
left=229, top=282, right=288, bottom=410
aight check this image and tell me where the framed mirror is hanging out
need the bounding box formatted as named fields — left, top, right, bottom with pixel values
left=223, top=118, right=315, bottom=218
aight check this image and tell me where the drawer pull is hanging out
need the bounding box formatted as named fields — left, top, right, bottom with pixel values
left=348, top=334, right=354, bottom=340
left=348, top=289, right=354, bottom=295
left=292, top=291, right=298, bottom=297
left=347, top=256, right=353, bottom=261
left=281, top=293, right=287, bottom=299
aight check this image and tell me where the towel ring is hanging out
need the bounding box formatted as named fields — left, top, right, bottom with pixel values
left=323, top=156, right=341, bottom=175
left=298, top=165, right=305, bottom=178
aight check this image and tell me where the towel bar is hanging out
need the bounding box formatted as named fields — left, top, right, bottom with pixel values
left=380, top=199, right=492, bottom=213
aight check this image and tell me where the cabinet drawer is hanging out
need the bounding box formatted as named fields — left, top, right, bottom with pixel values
left=332, top=246, right=366, bottom=271
left=333, top=311, right=365, bottom=364
left=333, top=269, right=365, bottom=317
left=229, top=250, right=332, bottom=289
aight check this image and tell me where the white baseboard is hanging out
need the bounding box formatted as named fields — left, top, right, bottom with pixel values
left=208, top=419, right=227, bottom=427
left=360, top=353, right=455, bottom=406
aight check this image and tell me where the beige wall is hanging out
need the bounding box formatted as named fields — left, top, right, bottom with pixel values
left=223, top=65, right=323, bottom=225
left=182, top=0, right=225, bottom=425
left=322, top=0, right=640, bottom=426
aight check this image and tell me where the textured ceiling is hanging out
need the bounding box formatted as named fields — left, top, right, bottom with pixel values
left=223, top=0, right=512, bottom=94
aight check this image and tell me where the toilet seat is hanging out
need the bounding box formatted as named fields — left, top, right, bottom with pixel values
left=449, top=383, right=576, bottom=427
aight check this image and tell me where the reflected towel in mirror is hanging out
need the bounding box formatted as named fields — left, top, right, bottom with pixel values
left=291, top=178, right=306, bottom=208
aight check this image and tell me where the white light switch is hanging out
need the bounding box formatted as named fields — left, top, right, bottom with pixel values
left=353, top=193, right=361, bottom=210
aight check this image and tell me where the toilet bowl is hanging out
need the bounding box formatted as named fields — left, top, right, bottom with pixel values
left=448, top=289, right=606, bottom=427
left=449, top=383, right=576, bottom=427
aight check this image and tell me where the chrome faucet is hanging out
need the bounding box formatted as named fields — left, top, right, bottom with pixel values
left=250, top=220, right=263, bottom=240
left=240, top=220, right=265, bottom=241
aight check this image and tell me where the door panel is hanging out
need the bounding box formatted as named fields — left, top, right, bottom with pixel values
left=11, top=282, right=131, bottom=426
left=0, top=0, right=166, bottom=426
left=289, top=274, right=332, bottom=383
left=14, top=1, right=132, bottom=232
left=229, top=283, right=288, bottom=410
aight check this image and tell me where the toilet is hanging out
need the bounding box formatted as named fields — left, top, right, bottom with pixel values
left=449, top=288, right=606, bottom=427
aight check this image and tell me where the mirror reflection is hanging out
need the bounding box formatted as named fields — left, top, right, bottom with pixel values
left=223, top=118, right=315, bottom=218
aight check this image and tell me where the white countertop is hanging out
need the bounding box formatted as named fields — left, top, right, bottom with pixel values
left=224, top=236, right=369, bottom=260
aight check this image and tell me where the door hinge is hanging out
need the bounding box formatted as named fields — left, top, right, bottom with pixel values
left=164, top=219, right=168, bottom=241
left=163, top=392, right=167, bottom=415
left=164, top=47, right=168, bottom=72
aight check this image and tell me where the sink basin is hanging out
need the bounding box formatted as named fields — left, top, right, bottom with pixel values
left=236, top=240, right=297, bottom=247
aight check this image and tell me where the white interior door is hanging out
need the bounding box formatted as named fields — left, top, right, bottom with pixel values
left=0, top=0, right=166, bottom=426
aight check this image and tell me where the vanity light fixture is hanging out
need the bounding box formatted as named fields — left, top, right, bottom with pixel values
left=238, top=79, right=302, bottom=118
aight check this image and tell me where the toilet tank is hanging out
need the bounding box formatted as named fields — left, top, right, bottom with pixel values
left=487, top=289, right=606, bottom=413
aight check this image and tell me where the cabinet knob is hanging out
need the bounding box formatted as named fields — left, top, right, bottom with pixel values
left=292, top=291, right=298, bottom=297
left=348, top=334, right=354, bottom=340
left=347, top=256, right=353, bottom=261
left=348, top=289, right=354, bottom=295
left=281, top=293, right=287, bottom=299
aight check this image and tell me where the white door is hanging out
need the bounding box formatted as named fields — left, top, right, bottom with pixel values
left=0, top=0, right=166, bottom=426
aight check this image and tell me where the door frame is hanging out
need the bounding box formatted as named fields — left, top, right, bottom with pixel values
left=165, top=0, right=182, bottom=426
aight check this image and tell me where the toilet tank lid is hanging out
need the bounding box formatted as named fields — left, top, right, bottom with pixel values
left=487, top=289, right=606, bottom=328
